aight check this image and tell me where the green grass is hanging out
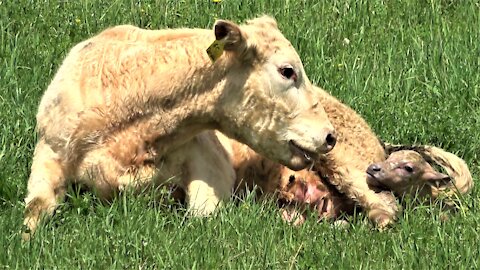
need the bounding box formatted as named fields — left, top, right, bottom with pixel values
left=1, top=0, right=480, bottom=268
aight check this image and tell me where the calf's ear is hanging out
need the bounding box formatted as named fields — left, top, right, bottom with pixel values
left=423, top=171, right=451, bottom=188
left=213, top=19, right=246, bottom=52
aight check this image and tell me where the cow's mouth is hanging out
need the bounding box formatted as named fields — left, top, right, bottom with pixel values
left=289, top=140, right=318, bottom=164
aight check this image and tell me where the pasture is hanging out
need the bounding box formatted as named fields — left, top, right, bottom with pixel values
left=1, top=0, right=479, bottom=268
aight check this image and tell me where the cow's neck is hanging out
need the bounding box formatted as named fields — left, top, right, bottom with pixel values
left=127, top=35, right=238, bottom=153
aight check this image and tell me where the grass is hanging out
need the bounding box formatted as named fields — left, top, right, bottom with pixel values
left=1, top=0, right=479, bottom=268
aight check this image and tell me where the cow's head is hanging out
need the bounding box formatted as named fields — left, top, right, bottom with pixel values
left=213, top=16, right=336, bottom=170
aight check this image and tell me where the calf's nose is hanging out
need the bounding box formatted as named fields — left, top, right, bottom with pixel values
left=367, top=164, right=381, bottom=175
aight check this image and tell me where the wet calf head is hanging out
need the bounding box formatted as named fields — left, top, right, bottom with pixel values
left=278, top=169, right=353, bottom=220
left=280, top=172, right=326, bottom=205
left=366, top=150, right=451, bottom=196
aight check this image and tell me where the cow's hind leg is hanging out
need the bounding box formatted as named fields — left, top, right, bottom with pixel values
left=23, top=139, right=67, bottom=240
left=78, top=147, right=157, bottom=200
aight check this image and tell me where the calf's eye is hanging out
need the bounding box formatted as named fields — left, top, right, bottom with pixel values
left=404, top=165, right=414, bottom=173
left=288, top=175, right=295, bottom=184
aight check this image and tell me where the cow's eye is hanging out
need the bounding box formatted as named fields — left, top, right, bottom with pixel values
left=278, top=65, right=297, bottom=81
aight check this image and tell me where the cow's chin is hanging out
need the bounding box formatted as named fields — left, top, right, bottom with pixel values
left=284, top=153, right=313, bottom=171
left=281, top=140, right=318, bottom=171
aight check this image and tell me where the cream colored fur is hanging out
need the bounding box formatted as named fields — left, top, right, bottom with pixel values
left=24, top=16, right=337, bottom=238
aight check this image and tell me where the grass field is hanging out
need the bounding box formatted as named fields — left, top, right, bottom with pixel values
left=1, top=0, right=479, bottom=268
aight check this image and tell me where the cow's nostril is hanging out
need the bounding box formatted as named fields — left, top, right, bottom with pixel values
left=325, top=132, right=337, bottom=147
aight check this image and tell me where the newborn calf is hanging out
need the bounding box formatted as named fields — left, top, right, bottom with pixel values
left=278, top=169, right=355, bottom=222
left=280, top=147, right=472, bottom=224
left=278, top=168, right=396, bottom=225
left=367, top=145, right=473, bottom=202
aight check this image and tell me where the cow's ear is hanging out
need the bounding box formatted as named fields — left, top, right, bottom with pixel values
left=213, top=19, right=246, bottom=52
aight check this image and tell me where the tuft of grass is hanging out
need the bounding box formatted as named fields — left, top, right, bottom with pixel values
left=1, top=0, right=479, bottom=268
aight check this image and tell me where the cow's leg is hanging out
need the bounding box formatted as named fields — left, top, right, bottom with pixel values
left=23, top=139, right=67, bottom=240
left=182, top=133, right=236, bottom=216
left=329, top=167, right=397, bottom=228
left=77, top=147, right=157, bottom=200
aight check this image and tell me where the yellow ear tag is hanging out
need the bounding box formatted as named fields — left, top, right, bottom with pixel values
left=206, top=39, right=225, bottom=63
